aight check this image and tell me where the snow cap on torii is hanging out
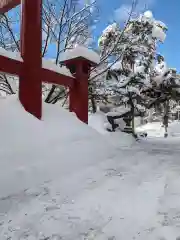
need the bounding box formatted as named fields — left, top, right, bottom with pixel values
left=60, top=45, right=100, bottom=67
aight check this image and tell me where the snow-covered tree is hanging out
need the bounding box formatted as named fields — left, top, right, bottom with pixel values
left=96, top=10, right=167, bottom=136
left=143, top=54, right=180, bottom=136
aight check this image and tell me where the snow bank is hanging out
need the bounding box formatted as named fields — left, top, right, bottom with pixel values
left=0, top=96, right=114, bottom=198
left=1, top=97, right=180, bottom=239
left=89, top=111, right=136, bottom=148
left=88, top=111, right=108, bottom=134
left=0, top=98, right=137, bottom=239
left=168, top=121, right=180, bottom=137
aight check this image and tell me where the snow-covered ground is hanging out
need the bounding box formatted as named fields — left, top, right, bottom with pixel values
left=136, top=121, right=180, bottom=138
left=0, top=98, right=180, bottom=239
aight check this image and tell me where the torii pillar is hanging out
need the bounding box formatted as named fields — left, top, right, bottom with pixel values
left=61, top=48, right=99, bottom=124
left=19, top=0, right=42, bottom=119
left=64, top=58, right=90, bottom=123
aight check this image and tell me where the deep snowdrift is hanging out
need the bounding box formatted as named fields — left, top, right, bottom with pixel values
left=0, top=96, right=115, bottom=198
left=1, top=97, right=180, bottom=240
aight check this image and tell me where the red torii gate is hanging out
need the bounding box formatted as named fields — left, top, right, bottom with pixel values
left=0, top=0, right=96, bottom=123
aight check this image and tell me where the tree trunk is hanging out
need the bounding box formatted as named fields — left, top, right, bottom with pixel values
left=163, top=99, right=169, bottom=138
left=131, top=105, right=137, bottom=138
left=148, top=108, right=154, bottom=122
left=129, top=96, right=137, bottom=138
left=140, top=116, right=144, bottom=125
left=45, top=85, right=56, bottom=103
left=90, top=95, right=97, bottom=113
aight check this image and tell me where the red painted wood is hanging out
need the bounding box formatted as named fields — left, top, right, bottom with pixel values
left=67, top=59, right=90, bottom=124
left=0, top=55, right=21, bottom=76
left=0, top=54, right=74, bottom=88
left=42, top=68, right=74, bottom=88
left=0, top=0, right=92, bottom=124
left=19, top=0, right=42, bottom=119
left=0, top=0, right=20, bottom=13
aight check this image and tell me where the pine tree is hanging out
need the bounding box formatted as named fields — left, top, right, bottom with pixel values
left=98, top=10, right=167, bottom=137
left=144, top=55, right=180, bottom=137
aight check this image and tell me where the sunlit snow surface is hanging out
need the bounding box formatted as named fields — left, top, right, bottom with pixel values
left=0, top=98, right=180, bottom=239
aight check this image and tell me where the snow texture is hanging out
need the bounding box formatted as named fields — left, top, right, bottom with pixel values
left=0, top=47, right=73, bottom=77
left=0, top=47, right=22, bottom=61
left=152, top=25, right=166, bottom=42
left=42, top=59, right=74, bottom=78
left=111, top=60, right=123, bottom=70
left=152, top=60, right=169, bottom=85
left=143, top=10, right=153, bottom=19
left=0, top=97, right=180, bottom=239
left=142, top=10, right=166, bottom=42
left=106, top=106, right=130, bottom=116
left=60, top=45, right=100, bottom=64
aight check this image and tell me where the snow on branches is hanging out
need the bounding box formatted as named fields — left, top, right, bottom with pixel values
left=93, top=10, right=174, bottom=135
left=97, top=10, right=169, bottom=109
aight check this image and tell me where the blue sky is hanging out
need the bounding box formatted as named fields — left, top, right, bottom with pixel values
left=7, top=0, right=180, bottom=72
left=94, top=0, right=180, bottom=72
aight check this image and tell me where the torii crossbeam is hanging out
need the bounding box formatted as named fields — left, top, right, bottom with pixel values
left=0, top=0, right=97, bottom=123
left=0, top=0, right=20, bottom=13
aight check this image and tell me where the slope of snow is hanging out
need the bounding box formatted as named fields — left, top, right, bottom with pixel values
left=60, top=45, right=100, bottom=64
left=1, top=97, right=180, bottom=239
left=0, top=96, right=115, bottom=199
left=88, top=111, right=108, bottom=135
